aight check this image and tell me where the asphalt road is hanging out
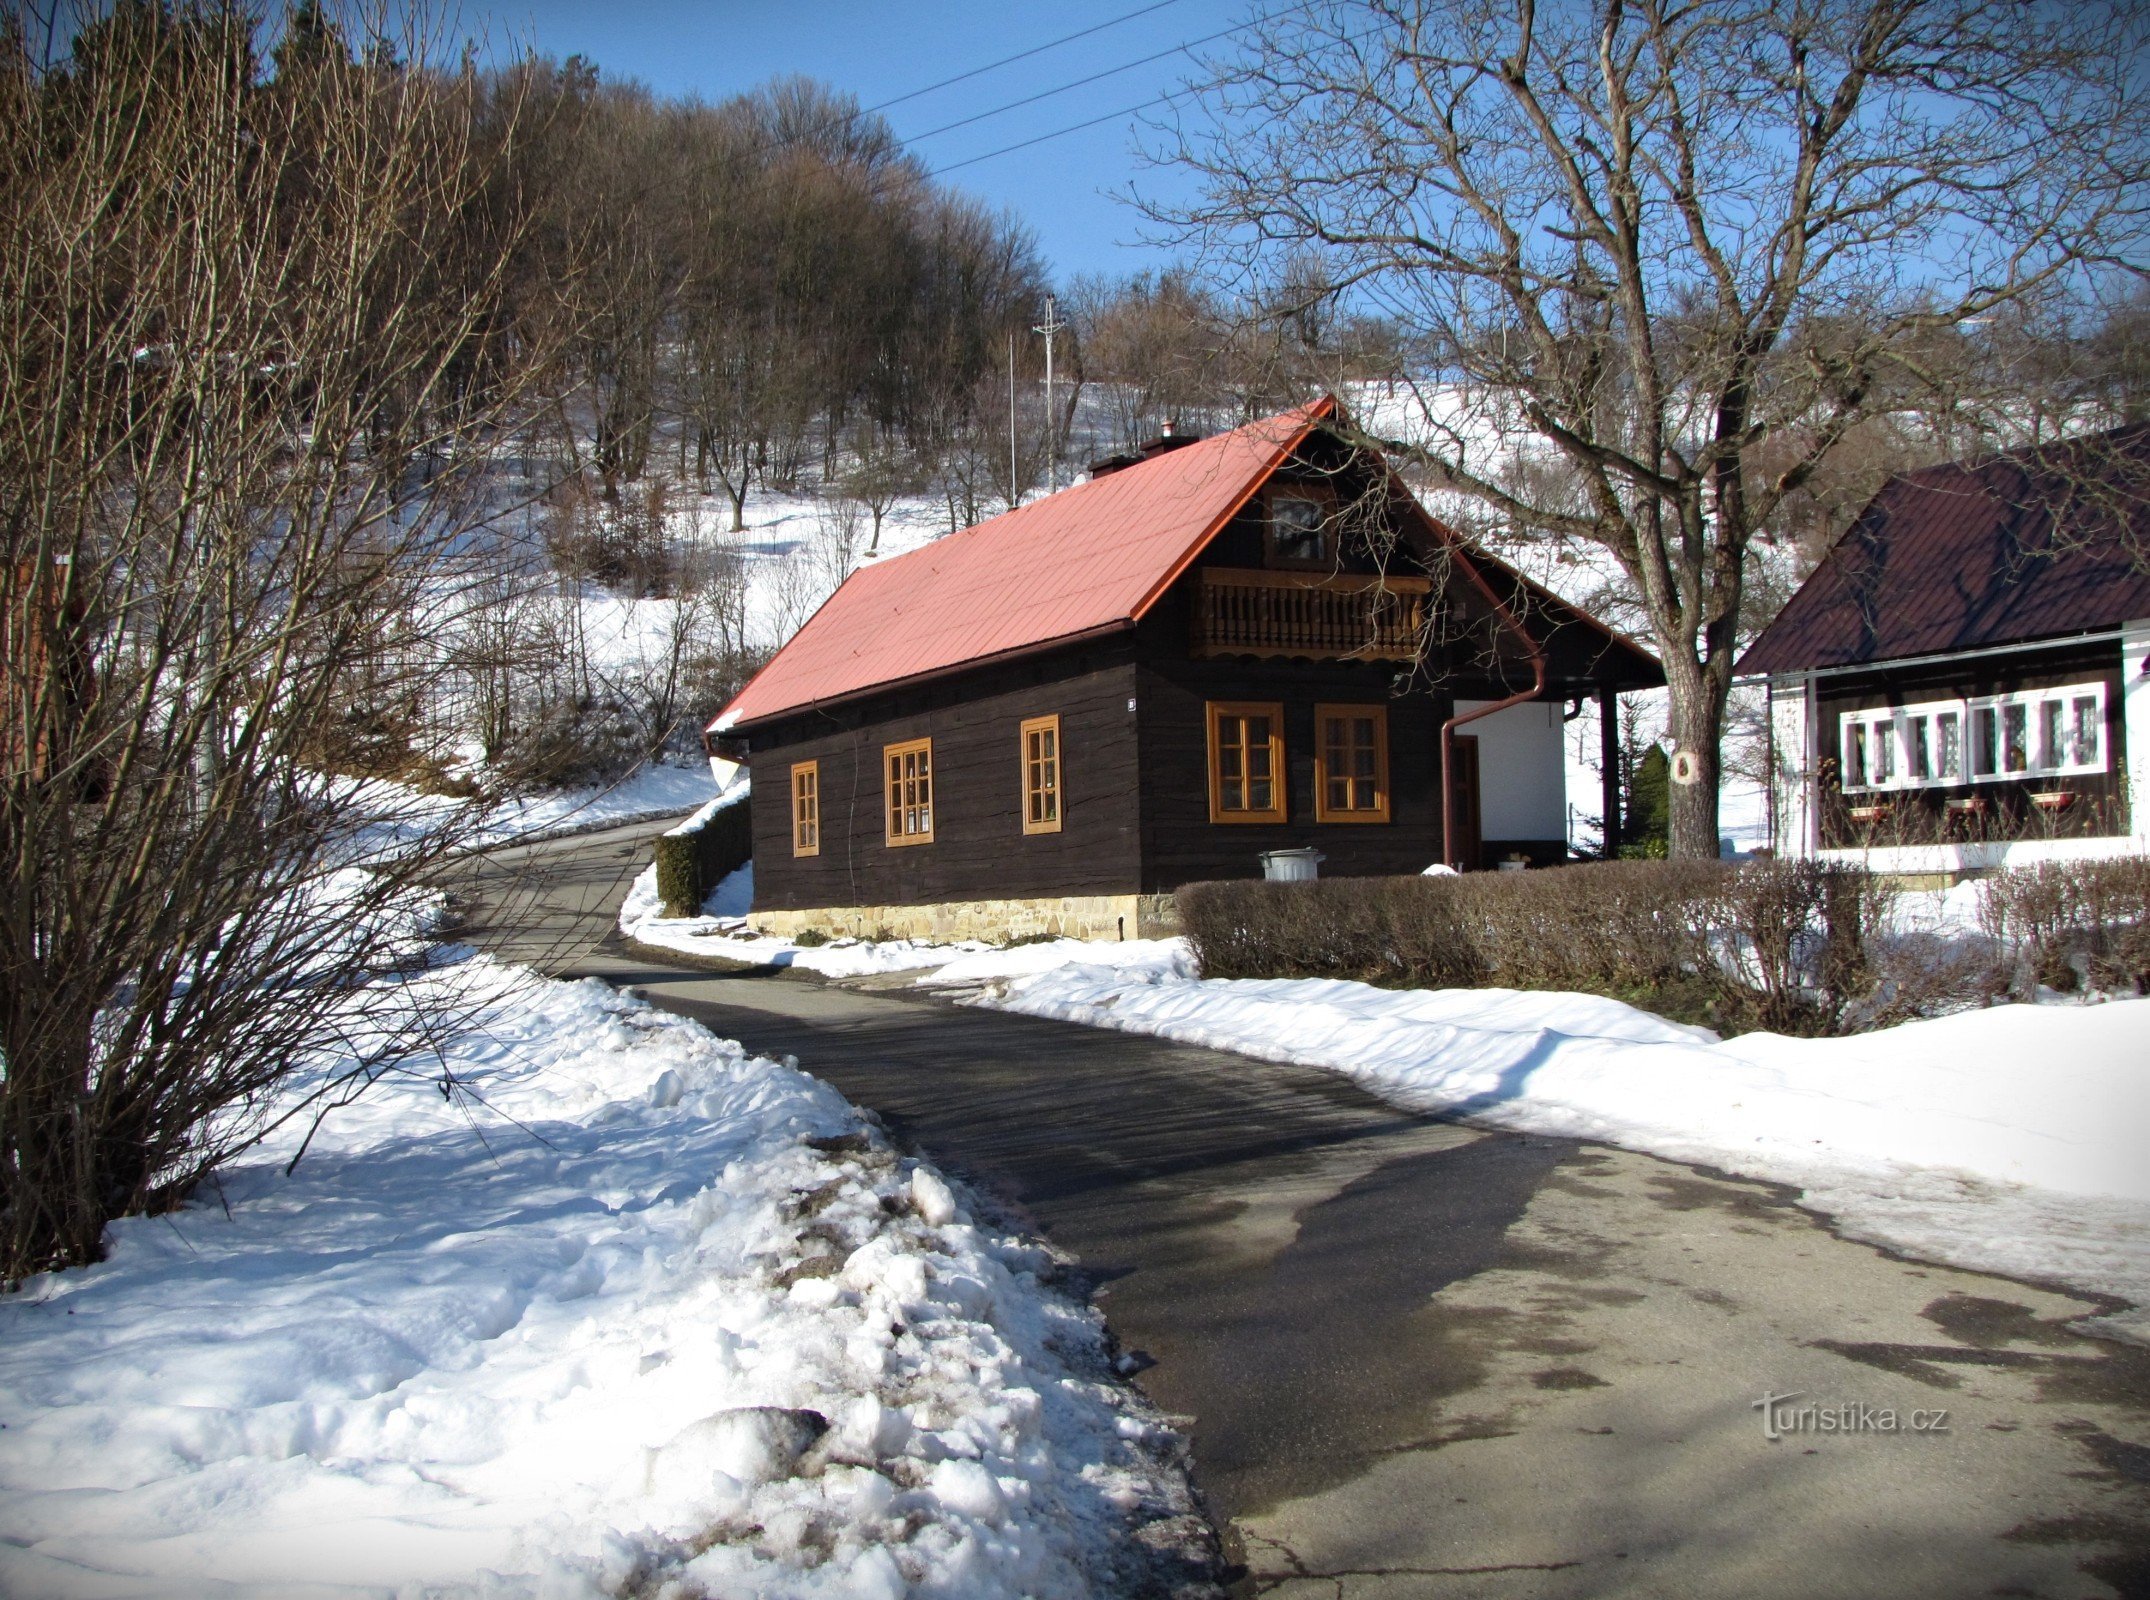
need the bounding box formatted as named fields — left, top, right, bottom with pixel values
left=456, top=819, right=2150, bottom=1599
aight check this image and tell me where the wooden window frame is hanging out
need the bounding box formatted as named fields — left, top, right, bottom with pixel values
left=1314, top=703, right=1391, bottom=823
left=1206, top=700, right=1288, bottom=824
left=790, top=760, right=821, bottom=857
left=1263, top=484, right=1338, bottom=570
left=1020, top=714, right=1063, bottom=836
left=884, top=737, right=935, bottom=846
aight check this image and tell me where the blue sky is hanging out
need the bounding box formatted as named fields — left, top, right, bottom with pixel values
left=485, top=0, right=1248, bottom=283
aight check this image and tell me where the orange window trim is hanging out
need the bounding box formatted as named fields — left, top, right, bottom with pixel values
left=1207, top=700, right=1288, bottom=824
left=1021, top=714, right=1062, bottom=835
left=884, top=736, right=935, bottom=846
left=790, top=759, right=821, bottom=856
left=1314, top=703, right=1390, bottom=823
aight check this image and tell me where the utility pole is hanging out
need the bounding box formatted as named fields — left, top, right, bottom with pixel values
left=1008, top=331, right=1019, bottom=508
left=1033, top=295, right=1065, bottom=493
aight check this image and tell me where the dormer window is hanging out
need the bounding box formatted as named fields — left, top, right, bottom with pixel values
left=1266, top=489, right=1333, bottom=568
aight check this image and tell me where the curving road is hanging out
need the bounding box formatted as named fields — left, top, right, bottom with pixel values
left=457, top=818, right=2150, bottom=1599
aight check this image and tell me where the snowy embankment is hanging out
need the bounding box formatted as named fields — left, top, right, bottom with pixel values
left=354, top=759, right=722, bottom=861
left=966, top=949, right=2150, bottom=1340
left=0, top=959, right=1202, bottom=1598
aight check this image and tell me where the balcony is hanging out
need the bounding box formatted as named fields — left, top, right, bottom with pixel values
left=1190, top=567, right=1432, bottom=662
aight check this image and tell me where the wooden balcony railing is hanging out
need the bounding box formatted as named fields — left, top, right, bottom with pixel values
left=1191, top=567, right=1433, bottom=662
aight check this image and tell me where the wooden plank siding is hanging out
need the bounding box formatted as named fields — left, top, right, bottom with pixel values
left=743, top=642, right=1144, bottom=911
left=1813, top=640, right=2129, bottom=846
left=1133, top=647, right=1452, bottom=888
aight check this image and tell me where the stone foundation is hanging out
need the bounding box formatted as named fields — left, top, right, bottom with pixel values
left=749, top=892, right=1180, bottom=946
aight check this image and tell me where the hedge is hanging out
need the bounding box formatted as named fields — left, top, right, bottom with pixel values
left=652, top=790, right=752, bottom=917
left=1977, top=856, right=2150, bottom=996
left=1177, top=859, right=1901, bottom=1037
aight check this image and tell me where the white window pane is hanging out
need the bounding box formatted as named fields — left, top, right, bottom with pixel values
left=2072, top=696, right=2100, bottom=767
left=2003, top=704, right=2028, bottom=772
left=1937, top=713, right=1961, bottom=781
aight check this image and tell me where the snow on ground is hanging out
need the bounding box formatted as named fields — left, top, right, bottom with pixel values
left=461, top=761, right=721, bottom=845
left=0, top=957, right=1199, bottom=1599
left=967, top=950, right=2150, bottom=1341
left=354, top=760, right=722, bottom=862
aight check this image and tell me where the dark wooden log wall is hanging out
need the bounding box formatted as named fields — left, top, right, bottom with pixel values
left=743, top=643, right=1144, bottom=911
left=1133, top=636, right=1452, bottom=890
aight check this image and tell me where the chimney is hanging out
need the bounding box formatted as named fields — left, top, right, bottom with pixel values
left=1087, top=421, right=1204, bottom=478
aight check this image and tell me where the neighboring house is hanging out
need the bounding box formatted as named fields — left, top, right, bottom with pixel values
left=1740, top=425, right=2150, bottom=875
left=712, top=397, right=1660, bottom=941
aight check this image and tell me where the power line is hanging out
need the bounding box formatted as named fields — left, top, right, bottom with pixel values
left=917, top=7, right=1373, bottom=184
left=925, top=85, right=1192, bottom=179
left=898, top=14, right=1268, bottom=149
left=858, top=0, right=1192, bottom=120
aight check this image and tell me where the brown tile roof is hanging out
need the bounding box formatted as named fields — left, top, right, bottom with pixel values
left=1739, top=424, right=2150, bottom=676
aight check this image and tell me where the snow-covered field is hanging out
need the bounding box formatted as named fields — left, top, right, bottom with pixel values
left=961, top=947, right=2150, bottom=1341
left=0, top=958, right=1202, bottom=1598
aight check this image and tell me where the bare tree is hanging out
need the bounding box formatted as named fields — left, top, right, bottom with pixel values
left=0, top=4, right=560, bottom=1278
left=1154, top=0, right=2150, bottom=856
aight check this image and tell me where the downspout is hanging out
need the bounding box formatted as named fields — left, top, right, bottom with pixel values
left=1439, top=546, right=1550, bottom=871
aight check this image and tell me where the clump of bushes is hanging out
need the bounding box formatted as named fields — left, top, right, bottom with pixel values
left=1182, top=855, right=2150, bottom=1034
left=1179, top=860, right=1932, bottom=1036
left=652, top=795, right=753, bottom=916
left=1979, top=857, right=2150, bottom=997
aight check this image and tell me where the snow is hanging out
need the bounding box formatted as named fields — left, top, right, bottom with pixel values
left=0, top=958, right=1198, bottom=1597
left=467, top=762, right=721, bottom=845
left=970, top=952, right=2150, bottom=1340
left=344, top=761, right=723, bottom=869
left=457, top=762, right=725, bottom=849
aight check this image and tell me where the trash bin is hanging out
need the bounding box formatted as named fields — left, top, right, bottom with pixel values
left=1260, top=847, right=1326, bottom=882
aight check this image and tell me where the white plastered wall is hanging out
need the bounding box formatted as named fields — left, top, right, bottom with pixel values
left=1454, top=699, right=1567, bottom=839
left=2125, top=619, right=2150, bottom=845
left=1768, top=673, right=1818, bottom=858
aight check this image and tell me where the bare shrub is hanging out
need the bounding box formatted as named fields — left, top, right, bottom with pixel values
left=0, top=7, right=560, bottom=1278
left=1181, top=860, right=1924, bottom=1036
left=1980, top=858, right=2150, bottom=997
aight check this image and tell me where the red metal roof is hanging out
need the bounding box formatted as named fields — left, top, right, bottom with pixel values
left=718, top=400, right=1332, bottom=728
left=1739, top=425, right=2150, bottom=676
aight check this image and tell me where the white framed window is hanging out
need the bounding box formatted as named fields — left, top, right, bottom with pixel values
left=1840, top=681, right=2107, bottom=793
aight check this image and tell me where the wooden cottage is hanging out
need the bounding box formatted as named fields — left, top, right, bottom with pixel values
left=1740, top=425, right=2150, bottom=875
left=713, top=398, right=1660, bottom=941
